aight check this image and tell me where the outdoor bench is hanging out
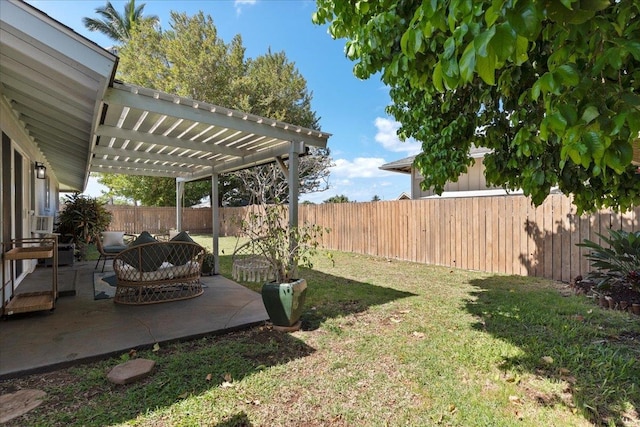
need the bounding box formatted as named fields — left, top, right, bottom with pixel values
left=113, top=240, right=205, bottom=305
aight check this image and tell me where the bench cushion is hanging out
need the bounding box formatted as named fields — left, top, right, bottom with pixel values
left=115, top=260, right=200, bottom=282
left=103, top=244, right=128, bottom=253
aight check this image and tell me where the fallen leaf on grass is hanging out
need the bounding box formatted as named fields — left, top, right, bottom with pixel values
left=559, top=368, right=571, bottom=376
left=541, top=356, right=554, bottom=365
left=152, top=343, right=160, bottom=352
left=390, top=317, right=402, bottom=323
left=505, top=374, right=519, bottom=383
left=178, top=392, right=189, bottom=399
left=206, top=373, right=212, bottom=382
left=448, top=404, right=456, bottom=413
left=509, top=395, right=523, bottom=404
left=412, top=331, right=425, bottom=339
left=220, top=373, right=234, bottom=388
left=128, top=349, right=137, bottom=358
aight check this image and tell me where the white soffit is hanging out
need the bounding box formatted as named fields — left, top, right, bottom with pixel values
left=91, top=82, right=331, bottom=180
left=0, top=0, right=117, bottom=191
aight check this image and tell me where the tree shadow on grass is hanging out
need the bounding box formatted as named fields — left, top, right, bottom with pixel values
left=4, top=258, right=415, bottom=427
left=218, top=254, right=417, bottom=331
left=3, top=327, right=314, bottom=426
left=465, top=275, right=640, bottom=426
left=298, top=267, right=417, bottom=331
left=215, top=412, right=252, bottom=426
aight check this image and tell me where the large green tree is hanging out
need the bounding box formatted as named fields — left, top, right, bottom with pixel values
left=96, top=13, right=330, bottom=206
left=82, top=0, right=157, bottom=43
left=314, top=0, right=640, bottom=212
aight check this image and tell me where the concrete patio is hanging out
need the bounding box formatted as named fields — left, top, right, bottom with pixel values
left=0, top=261, right=268, bottom=379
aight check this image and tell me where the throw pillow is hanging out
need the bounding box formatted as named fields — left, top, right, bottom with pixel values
left=102, top=231, right=125, bottom=247
left=120, top=231, right=167, bottom=272
left=167, top=231, right=201, bottom=265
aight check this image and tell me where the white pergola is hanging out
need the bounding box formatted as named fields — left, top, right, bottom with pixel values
left=1, top=0, right=331, bottom=274
left=92, top=82, right=330, bottom=273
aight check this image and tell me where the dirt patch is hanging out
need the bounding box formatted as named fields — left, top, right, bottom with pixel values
left=569, top=276, right=640, bottom=311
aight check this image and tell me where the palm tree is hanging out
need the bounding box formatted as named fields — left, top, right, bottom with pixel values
left=82, top=0, right=158, bottom=43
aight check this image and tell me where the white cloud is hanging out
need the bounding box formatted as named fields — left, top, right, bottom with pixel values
left=234, top=0, right=257, bottom=14
left=374, top=117, right=422, bottom=155
left=331, top=157, right=395, bottom=179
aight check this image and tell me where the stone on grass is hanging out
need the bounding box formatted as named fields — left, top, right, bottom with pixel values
left=0, top=389, right=47, bottom=423
left=107, top=358, right=156, bottom=385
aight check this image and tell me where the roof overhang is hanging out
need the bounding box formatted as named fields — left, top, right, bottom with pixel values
left=380, top=146, right=493, bottom=174
left=0, top=0, right=117, bottom=191
left=91, top=82, right=330, bottom=181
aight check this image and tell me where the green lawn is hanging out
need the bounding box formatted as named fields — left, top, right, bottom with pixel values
left=4, top=236, right=639, bottom=426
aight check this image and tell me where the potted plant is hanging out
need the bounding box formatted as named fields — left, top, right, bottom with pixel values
left=56, top=193, right=112, bottom=260
left=241, top=203, right=329, bottom=329
left=201, top=249, right=216, bottom=276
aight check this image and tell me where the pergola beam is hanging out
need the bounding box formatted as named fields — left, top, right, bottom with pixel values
left=104, top=85, right=329, bottom=149
left=95, top=125, right=244, bottom=158
left=93, top=146, right=220, bottom=168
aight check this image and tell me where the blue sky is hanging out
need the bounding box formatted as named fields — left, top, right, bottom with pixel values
left=27, top=0, right=421, bottom=203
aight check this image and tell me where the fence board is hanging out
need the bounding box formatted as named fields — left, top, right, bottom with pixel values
left=559, top=196, right=570, bottom=282
left=515, top=197, right=527, bottom=276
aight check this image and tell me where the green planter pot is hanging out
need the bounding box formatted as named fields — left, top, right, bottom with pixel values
left=261, top=279, right=307, bottom=327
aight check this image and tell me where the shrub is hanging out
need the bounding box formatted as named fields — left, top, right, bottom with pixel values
left=578, top=229, right=640, bottom=293
left=56, top=193, right=112, bottom=260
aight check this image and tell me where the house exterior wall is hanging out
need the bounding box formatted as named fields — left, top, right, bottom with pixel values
left=411, top=157, right=494, bottom=198
left=1, top=96, right=59, bottom=298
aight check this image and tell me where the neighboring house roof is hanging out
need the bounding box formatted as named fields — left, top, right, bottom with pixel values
left=1, top=0, right=331, bottom=192
left=379, top=155, right=414, bottom=174
left=396, top=192, right=411, bottom=200
left=379, top=146, right=492, bottom=175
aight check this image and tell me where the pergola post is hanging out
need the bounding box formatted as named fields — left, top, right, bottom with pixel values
left=211, top=172, right=220, bottom=275
left=175, top=179, right=184, bottom=231
left=288, top=141, right=303, bottom=229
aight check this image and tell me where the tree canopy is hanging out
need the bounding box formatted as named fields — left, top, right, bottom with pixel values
left=314, top=0, right=640, bottom=212
left=89, top=11, right=330, bottom=206
left=82, top=0, right=157, bottom=43
left=324, top=194, right=351, bottom=203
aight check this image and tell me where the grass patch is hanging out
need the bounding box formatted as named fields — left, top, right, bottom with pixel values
left=3, top=237, right=639, bottom=426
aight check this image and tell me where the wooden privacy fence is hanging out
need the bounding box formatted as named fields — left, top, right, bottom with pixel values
left=299, top=194, right=638, bottom=283
left=106, top=194, right=639, bottom=282
left=105, top=206, right=243, bottom=235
